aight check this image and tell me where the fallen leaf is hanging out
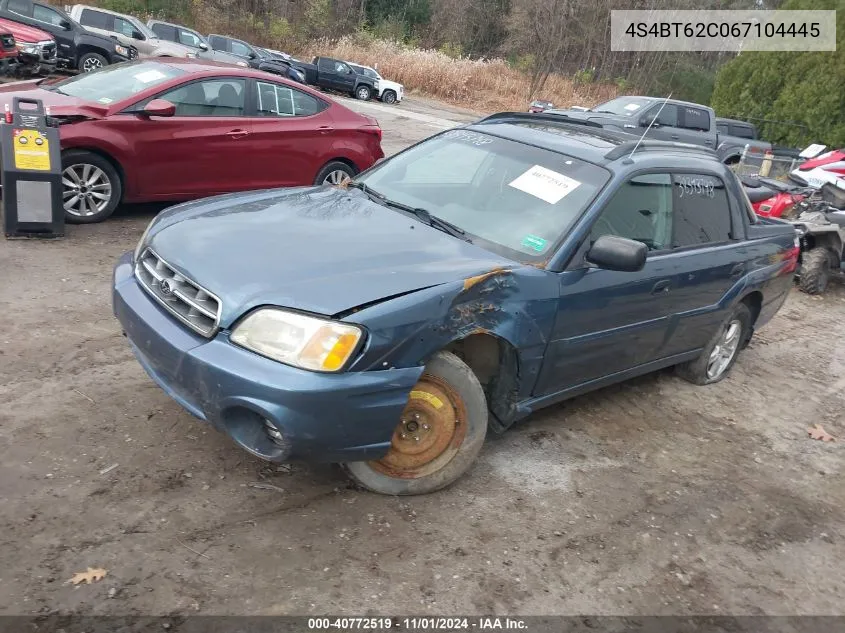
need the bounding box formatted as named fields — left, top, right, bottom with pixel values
left=67, top=567, right=108, bottom=585
left=808, top=424, right=836, bottom=442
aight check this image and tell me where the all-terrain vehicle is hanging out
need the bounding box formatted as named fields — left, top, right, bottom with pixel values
left=791, top=182, right=845, bottom=294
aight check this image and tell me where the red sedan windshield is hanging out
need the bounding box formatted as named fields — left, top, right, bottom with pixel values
left=47, top=61, right=186, bottom=105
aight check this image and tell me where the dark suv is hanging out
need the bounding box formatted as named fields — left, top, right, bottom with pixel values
left=0, top=0, right=133, bottom=71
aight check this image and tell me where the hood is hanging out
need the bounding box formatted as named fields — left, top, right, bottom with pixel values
left=146, top=187, right=513, bottom=326
left=0, top=83, right=108, bottom=118
left=380, top=78, right=402, bottom=91
left=0, top=18, right=52, bottom=43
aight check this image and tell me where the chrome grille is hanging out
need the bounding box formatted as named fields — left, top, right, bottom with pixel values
left=135, top=249, right=221, bottom=337
left=41, top=42, right=56, bottom=60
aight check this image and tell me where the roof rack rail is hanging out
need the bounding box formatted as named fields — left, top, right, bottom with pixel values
left=604, top=140, right=717, bottom=161
left=475, top=111, right=605, bottom=129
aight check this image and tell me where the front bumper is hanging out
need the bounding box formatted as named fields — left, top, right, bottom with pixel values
left=112, top=252, right=423, bottom=463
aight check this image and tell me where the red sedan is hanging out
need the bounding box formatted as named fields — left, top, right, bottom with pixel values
left=0, top=59, right=384, bottom=223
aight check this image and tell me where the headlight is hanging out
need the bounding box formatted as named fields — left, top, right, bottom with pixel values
left=21, top=44, right=38, bottom=54
left=231, top=308, right=363, bottom=372
left=114, top=44, right=129, bottom=57
left=134, top=219, right=154, bottom=262
left=236, top=61, right=248, bottom=67
left=294, top=70, right=305, bottom=81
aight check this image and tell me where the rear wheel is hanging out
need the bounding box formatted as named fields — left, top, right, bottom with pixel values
left=79, top=52, right=108, bottom=73
left=343, top=351, right=488, bottom=495
left=355, top=85, right=372, bottom=101
left=314, top=161, right=356, bottom=186
left=799, top=247, right=834, bottom=294
left=61, top=150, right=122, bottom=224
left=676, top=302, right=752, bottom=385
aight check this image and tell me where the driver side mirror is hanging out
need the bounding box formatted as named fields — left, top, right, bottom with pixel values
left=640, top=114, right=659, bottom=127
left=142, top=99, right=176, bottom=118
left=60, top=19, right=72, bottom=30
left=131, top=29, right=145, bottom=40
left=199, top=42, right=209, bottom=51
left=248, top=51, right=257, bottom=59
left=586, top=235, right=647, bottom=272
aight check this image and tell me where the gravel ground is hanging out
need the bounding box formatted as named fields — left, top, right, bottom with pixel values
left=0, top=95, right=843, bottom=618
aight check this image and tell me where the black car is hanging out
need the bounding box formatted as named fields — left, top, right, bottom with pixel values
left=0, top=0, right=133, bottom=71
left=206, top=33, right=304, bottom=82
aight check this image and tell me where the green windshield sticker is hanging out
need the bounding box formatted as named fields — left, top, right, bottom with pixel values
left=522, top=235, right=548, bottom=252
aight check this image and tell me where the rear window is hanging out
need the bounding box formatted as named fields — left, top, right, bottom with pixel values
left=150, top=22, right=177, bottom=41
left=79, top=8, right=111, bottom=30
left=681, top=107, right=710, bottom=132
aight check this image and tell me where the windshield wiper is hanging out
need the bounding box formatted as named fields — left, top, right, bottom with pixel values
left=347, top=182, right=471, bottom=242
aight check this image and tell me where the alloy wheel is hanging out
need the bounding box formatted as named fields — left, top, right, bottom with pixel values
left=706, top=320, right=742, bottom=380
left=82, top=57, right=103, bottom=72
left=62, top=164, right=113, bottom=218
left=323, top=169, right=351, bottom=186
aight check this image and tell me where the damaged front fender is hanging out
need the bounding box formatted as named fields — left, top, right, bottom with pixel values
left=344, top=265, right=560, bottom=429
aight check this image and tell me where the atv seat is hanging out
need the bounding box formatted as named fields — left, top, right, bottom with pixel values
left=745, top=188, right=774, bottom=203
left=824, top=211, right=845, bottom=228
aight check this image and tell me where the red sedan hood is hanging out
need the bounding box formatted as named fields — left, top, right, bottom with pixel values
left=0, top=83, right=108, bottom=119
left=0, top=17, right=52, bottom=43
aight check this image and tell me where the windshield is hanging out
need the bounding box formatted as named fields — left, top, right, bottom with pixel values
left=47, top=61, right=185, bottom=104
left=590, top=96, right=654, bottom=117
left=358, top=129, right=610, bottom=262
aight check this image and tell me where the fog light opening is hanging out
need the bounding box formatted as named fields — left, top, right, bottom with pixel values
left=263, top=418, right=286, bottom=447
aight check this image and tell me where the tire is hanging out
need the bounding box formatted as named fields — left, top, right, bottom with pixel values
left=799, top=247, right=834, bottom=295
left=381, top=90, right=397, bottom=105
left=78, top=52, right=108, bottom=73
left=343, top=351, right=488, bottom=495
left=354, top=84, right=372, bottom=101
left=676, top=302, right=752, bottom=386
left=61, top=150, right=122, bottom=224
left=314, top=161, right=356, bottom=186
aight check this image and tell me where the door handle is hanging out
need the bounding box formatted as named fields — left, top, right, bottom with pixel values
left=651, top=279, right=672, bottom=295
left=226, top=129, right=250, bottom=140
left=317, top=125, right=334, bottom=134
left=670, top=134, right=680, bottom=140
left=730, top=263, right=745, bottom=278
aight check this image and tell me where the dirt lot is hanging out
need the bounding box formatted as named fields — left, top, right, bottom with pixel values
left=1, top=96, right=844, bottom=618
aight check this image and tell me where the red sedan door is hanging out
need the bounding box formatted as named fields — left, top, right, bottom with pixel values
left=126, top=77, right=258, bottom=199
left=247, top=78, right=335, bottom=188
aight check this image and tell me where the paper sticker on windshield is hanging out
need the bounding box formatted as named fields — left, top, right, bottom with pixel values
left=521, top=234, right=548, bottom=252
left=135, top=70, right=166, bottom=83
left=98, top=97, right=113, bottom=104
left=508, top=165, right=581, bottom=204
left=624, top=103, right=641, bottom=111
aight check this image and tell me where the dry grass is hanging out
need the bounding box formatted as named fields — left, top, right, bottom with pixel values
left=300, top=37, right=619, bottom=112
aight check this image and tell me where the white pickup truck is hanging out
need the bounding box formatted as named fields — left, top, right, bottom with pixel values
left=348, top=62, right=404, bottom=105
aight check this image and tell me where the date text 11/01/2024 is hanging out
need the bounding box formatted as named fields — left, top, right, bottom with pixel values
left=307, top=617, right=529, bottom=630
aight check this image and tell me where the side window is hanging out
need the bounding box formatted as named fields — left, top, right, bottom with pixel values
left=178, top=29, right=203, bottom=48
left=32, top=4, right=65, bottom=26
left=672, top=174, right=733, bottom=246
left=157, top=79, right=246, bottom=117
left=681, top=107, right=710, bottom=132
left=256, top=81, right=326, bottom=117
left=113, top=16, right=137, bottom=38
left=7, top=0, right=31, bottom=17
left=591, top=173, right=674, bottom=251
left=208, top=35, right=226, bottom=51
left=650, top=104, right=678, bottom=127
left=79, top=8, right=110, bottom=30
left=334, top=61, right=351, bottom=74
left=732, top=125, right=754, bottom=139
left=150, top=23, right=177, bottom=41
left=230, top=40, right=251, bottom=57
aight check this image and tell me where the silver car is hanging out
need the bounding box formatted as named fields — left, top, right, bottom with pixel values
left=69, top=5, right=197, bottom=59
left=146, top=20, right=249, bottom=67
